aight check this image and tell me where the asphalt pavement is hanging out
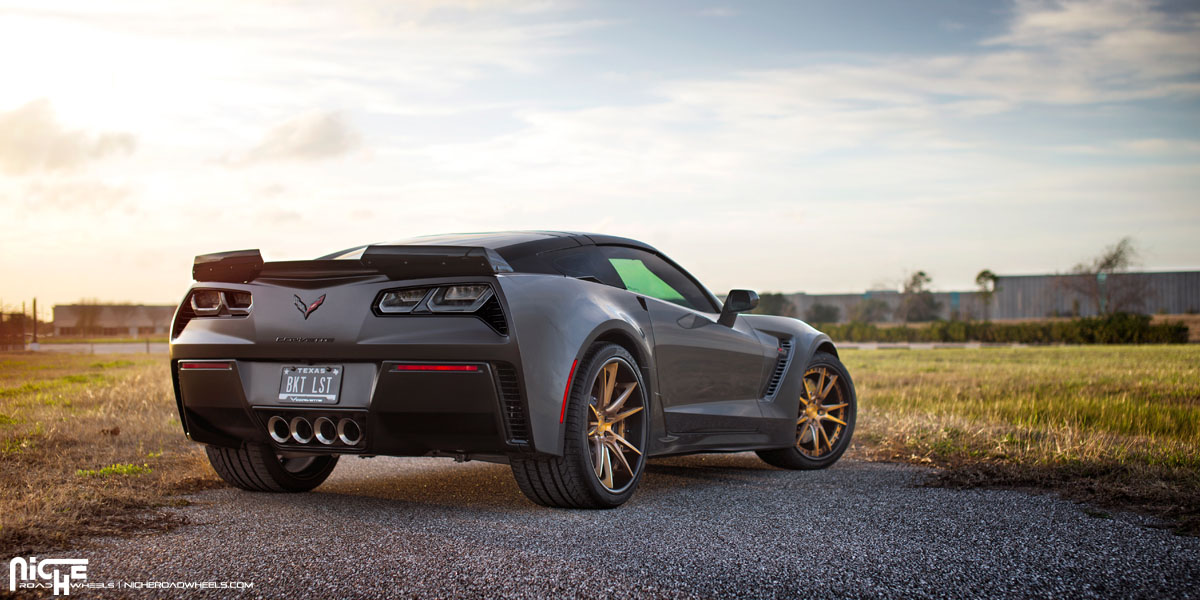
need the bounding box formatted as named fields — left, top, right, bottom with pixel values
left=59, top=454, right=1200, bottom=599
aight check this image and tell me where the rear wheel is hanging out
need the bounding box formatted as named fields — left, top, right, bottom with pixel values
left=511, top=343, right=649, bottom=508
left=757, top=351, right=856, bottom=470
left=205, top=443, right=338, bottom=492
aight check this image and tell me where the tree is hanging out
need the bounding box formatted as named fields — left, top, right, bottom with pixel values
left=975, top=269, right=999, bottom=321
left=897, top=270, right=942, bottom=322
left=1059, top=237, right=1148, bottom=315
left=805, top=303, right=840, bottom=324
left=752, top=293, right=797, bottom=318
left=847, top=297, right=890, bottom=323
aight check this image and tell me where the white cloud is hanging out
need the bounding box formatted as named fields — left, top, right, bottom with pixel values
left=0, top=98, right=135, bottom=175
left=227, top=111, right=362, bottom=165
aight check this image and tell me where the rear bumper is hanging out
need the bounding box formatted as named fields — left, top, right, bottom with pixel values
left=173, top=358, right=531, bottom=456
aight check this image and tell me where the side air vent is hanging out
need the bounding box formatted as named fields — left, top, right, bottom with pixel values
left=763, top=337, right=793, bottom=399
left=494, top=363, right=529, bottom=445
left=476, top=296, right=509, bottom=336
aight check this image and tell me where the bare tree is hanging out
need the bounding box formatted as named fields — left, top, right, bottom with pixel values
left=897, top=271, right=941, bottom=322
left=1058, top=237, right=1149, bottom=315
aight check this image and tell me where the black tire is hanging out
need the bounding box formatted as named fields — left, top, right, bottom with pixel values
left=757, top=351, right=857, bottom=470
left=205, top=443, right=338, bottom=492
left=511, top=343, right=649, bottom=509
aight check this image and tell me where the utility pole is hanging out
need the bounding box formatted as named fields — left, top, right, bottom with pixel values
left=32, top=298, right=39, bottom=350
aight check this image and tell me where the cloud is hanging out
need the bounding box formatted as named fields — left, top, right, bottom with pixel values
left=227, top=111, right=361, bottom=165
left=21, top=180, right=133, bottom=212
left=699, top=7, right=738, bottom=18
left=0, top=99, right=135, bottom=175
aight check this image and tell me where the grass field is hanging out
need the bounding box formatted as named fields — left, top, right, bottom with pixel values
left=0, top=345, right=1197, bottom=554
left=0, top=354, right=218, bottom=555
left=843, top=345, right=1200, bottom=532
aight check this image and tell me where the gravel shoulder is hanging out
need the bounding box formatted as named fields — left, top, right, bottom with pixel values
left=57, top=454, right=1200, bottom=599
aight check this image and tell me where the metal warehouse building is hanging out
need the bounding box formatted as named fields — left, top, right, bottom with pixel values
left=787, top=271, right=1200, bottom=323
left=52, top=304, right=175, bottom=337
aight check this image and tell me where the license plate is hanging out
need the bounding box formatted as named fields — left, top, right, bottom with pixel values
left=278, top=365, right=343, bottom=405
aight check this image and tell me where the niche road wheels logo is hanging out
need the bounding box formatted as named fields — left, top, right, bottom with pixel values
left=294, top=294, right=326, bottom=320
left=9, top=556, right=87, bottom=596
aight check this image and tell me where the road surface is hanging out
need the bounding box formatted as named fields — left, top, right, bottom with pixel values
left=59, top=454, right=1200, bottom=598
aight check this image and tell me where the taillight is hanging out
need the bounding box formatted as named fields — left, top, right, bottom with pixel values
left=186, top=289, right=253, bottom=318
left=191, top=290, right=222, bottom=316
left=428, top=284, right=491, bottom=312
left=378, top=287, right=430, bottom=314
left=372, top=284, right=506, bottom=334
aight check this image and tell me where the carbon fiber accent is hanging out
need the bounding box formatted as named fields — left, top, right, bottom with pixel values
left=763, top=337, right=793, bottom=398
left=494, top=363, right=529, bottom=444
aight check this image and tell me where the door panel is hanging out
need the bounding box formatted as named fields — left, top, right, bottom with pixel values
left=645, top=299, right=772, bottom=433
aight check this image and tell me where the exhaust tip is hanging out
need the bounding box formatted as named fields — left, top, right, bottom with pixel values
left=337, top=418, right=362, bottom=446
left=314, top=417, right=337, bottom=446
left=267, top=416, right=290, bottom=444
left=290, top=416, right=314, bottom=444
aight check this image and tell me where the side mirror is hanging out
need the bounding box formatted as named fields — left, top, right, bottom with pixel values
left=718, top=289, right=759, bottom=327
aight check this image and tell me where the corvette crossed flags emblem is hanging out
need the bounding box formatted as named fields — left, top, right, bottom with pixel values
left=294, top=294, right=326, bottom=320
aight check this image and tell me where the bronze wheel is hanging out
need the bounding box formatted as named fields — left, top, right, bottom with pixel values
left=795, top=366, right=849, bottom=459
left=586, top=357, right=646, bottom=493
left=510, top=342, right=649, bottom=508
left=757, top=351, right=856, bottom=470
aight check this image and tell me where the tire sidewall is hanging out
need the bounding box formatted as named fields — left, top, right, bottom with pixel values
left=565, top=344, right=649, bottom=507
left=251, top=444, right=339, bottom=492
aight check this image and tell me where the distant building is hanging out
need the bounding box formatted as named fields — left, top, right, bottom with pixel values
left=786, top=270, right=1200, bottom=323
left=52, top=304, right=175, bottom=337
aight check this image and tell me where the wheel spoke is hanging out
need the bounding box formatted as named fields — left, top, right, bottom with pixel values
left=816, top=369, right=826, bottom=400
left=592, top=437, right=604, bottom=477
left=820, top=374, right=839, bottom=401
left=810, top=423, right=821, bottom=453
left=606, top=382, right=638, bottom=415
left=611, top=405, right=643, bottom=423
left=602, top=446, right=615, bottom=489
left=818, top=423, right=832, bottom=449
left=601, top=363, right=618, bottom=410
left=821, top=402, right=848, bottom=411
left=611, top=431, right=642, bottom=455
left=607, top=439, right=634, bottom=475
left=823, top=415, right=847, bottom=426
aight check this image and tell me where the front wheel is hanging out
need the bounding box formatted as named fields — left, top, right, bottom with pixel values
left=511, top=343, right=649, bottom=508
left=205, top=443, right=338, bottom=492
left=757, top=351, right=856, bottom=470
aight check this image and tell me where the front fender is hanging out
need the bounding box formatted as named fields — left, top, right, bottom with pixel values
left=739, top=314, right=839, bottom=428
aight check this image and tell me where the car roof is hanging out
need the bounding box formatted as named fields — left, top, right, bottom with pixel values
left=325, top=231, right=658, bottom=261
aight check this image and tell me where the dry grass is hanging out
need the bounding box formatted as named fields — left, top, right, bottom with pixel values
left=2, top=346, right=1197, bottom=553
left=0, top=353, right=220, bottom=555
left=843, top=345, right=1200, bottom=533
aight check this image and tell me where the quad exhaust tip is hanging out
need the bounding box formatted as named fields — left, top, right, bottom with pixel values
left=289, top=416, right=314, bottom=444
left=314, top=417, right=337, bottom=446
left=267, top=416, right=290, bottom=444
left=338, top=418, right=362, bottom=446
left=266, top=415, right=362, bottom=446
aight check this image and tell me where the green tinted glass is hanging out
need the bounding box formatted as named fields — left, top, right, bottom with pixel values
left=609, top=258, right=686, bottom=304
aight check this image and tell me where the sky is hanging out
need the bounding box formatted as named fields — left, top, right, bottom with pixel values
left=1, top=0, right=1198, bottom=317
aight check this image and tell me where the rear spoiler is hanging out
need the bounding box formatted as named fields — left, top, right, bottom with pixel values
left=193, top=245, right=513, bottom=283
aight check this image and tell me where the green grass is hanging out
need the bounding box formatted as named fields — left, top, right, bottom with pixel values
left=843, top=345, right=1200, bottom=532
left=76, top=463, right=152, bottom=478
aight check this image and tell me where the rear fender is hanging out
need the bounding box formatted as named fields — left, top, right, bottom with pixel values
left=497, top=274, right=655, bottom=457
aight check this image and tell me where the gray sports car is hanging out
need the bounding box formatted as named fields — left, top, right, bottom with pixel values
left=171, top=231, right=856, bottom=508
